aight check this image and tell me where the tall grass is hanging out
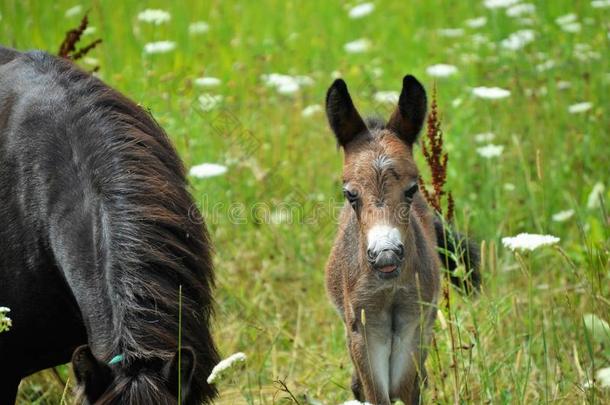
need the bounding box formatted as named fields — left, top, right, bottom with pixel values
left=1, top=0, right=608, bottom=403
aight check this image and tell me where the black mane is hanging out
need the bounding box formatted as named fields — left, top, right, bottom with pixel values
left=0, top=47, right=219, bottom=403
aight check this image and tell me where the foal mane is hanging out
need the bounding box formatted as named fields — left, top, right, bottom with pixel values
left=26, top=52, right=219, bottom=401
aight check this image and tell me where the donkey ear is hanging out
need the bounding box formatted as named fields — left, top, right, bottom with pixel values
left=164, top=346, right=197, bottom=398
left=387, top=75, right=427, bottom=145
left=325, top=79, right=367, bottom=148
left=72, top=345, right=113, bottom=402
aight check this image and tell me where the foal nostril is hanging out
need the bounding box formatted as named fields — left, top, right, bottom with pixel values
left=366, top=248, right=376, bottom=262
left=396, top=243, right=404, bottom=259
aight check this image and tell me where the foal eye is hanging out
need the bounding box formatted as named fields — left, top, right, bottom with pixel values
left=404, top=182, right=419, bottom=201
left=343, top=189, right=360, bottom=208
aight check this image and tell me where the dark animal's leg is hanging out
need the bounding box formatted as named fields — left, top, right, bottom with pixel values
left=0, top=378, right=19, bottom=405
left=433, top=216, right=481, bottom=294
left=351, top=371, right=364, bottom=402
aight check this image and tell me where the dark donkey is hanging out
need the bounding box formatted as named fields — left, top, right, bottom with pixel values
left=0, top=47, right=219, bottom=404
left=325, top=76, right=479, bottom=404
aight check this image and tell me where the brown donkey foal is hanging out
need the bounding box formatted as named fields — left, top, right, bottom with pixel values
left=325, top=75, right=440, bottom=404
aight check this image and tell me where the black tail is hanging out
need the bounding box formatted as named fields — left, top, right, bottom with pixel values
left=433, top=216, right=481, bottom=294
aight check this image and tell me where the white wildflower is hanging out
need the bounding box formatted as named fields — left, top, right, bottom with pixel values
left=568, top=102, right=593, bottom=114
left=374, top=91, right=399, bottom=104
left=301, top=104, right=323, bottom=117
left=348, top=2, right=374, bottom=19
left=552, top=209, right=574, bottom=222
left=261, top=73, right=313, bottom=95
left=143, top=41, right=176, bottom=54
left=484, top=0, right=520, bottom=9
left=472, top=86, right=511, bottom=99
left=0, top=307, right=10, bottom=313
left=555, top=13, right=578, bottom=25
left=194, top=77, right=221, bottom=88
left=465, top=16, right=487, bottom=28
left=83, top=26, right=96, bottom=36
left=471, top=34, right=490, bottom=45
left=501, top=29, right=535, bottom=50
left=592, top=0, right=610, bottom=8
left=344, top=38, right=371, bottom=53
left=574, top=43, right=600, bottom=61
left=65, top=5, right=83, bottom=18
left=426, top=64, right=458, bottom=78
left=451, top=98, right=463, bottom=108
left=207, top=352, right=246, bottom=384
left=476, top=144, right=504, bottom=158
left=557, top=80, right=571, bottom=90
left=474, top=132, right=496, bottom=143
left=189, top=21, right=210, bottom=35
left=198, top=94, right=223, bottom=111
left=561, top=22, right=581, bottom=33
left=137, top=9, right=171, bottom=25
left=504, top=183, right=516, bottom=191
left=597, top=368, right=610, bottom=388
left=587, top=182, right=605, bottom=209
left=189, top=163, right=227, bottom=179
left=438, top=28, right=464, bottom=37
left=502, top=233, right=560, bottom=251
left=506, top=3, right=536, bottom=17
left=536, top=60, right=556, bottom=72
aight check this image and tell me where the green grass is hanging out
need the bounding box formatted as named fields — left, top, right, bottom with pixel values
left=1, top=0, right=608, bottom=403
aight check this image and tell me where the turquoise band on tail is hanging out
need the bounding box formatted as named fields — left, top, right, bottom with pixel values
left=109, top=354, right=124, bottom=365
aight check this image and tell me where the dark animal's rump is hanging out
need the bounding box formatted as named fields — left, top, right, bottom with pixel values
left=0, top=46, right=218, bottom=403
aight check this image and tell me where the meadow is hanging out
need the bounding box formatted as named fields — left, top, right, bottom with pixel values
left=1, top=0, right=609, bottom=403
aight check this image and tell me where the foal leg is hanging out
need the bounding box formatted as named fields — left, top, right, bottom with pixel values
left=350, top=371, right=364, bottom=402
left=348, top=330, right=391, bottom=405
left=396, top=353, right=428, bottom=405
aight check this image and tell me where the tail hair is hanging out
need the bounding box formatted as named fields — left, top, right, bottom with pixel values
left=433, top=216, right=481, bottom=294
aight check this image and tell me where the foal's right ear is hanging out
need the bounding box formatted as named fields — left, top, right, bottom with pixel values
left=72, top=345, right=113, bottom=402
left=325, top=79, right=367, bottom=148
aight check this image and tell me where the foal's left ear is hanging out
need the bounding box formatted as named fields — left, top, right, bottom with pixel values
left=387, top=75, right=427, bottom=145
left=72, top=345, right=113, bottom=402
left=164, top=346, right=197, bottom=399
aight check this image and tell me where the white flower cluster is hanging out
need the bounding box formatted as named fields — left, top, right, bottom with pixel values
left=207, top=352, right=247, bottom=384
left=374, top=91, right=399, bottom=104
left=477, top=144, right=504, bottom=158
left=344, top=38, right=372, bottom=54
left=261, top=73, right=313, bottom=95
left=143, top=41, right=176, bottom=54
left=501, top=29, right=535, bottom=50
left=137, top=9, right=171, bottom=25
left=189, top=163, right=227, bottom=179
left=472, top=86, right=511, bottom=99
left=426, top=64, right=458, bottom=78
left=195, top=77, right=221, bottom=88
left=502, top=233, right=560, bottom=251
left=348, top=3, right=375, bottom=19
